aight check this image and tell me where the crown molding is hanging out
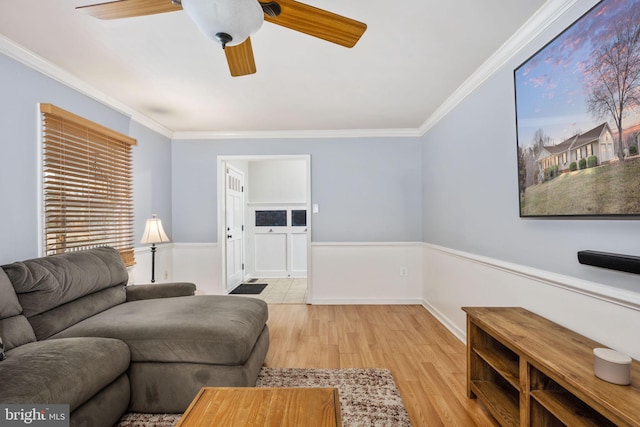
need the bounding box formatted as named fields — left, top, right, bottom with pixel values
left=0, top=34, right=173, bottom=139
left=418, top=0, right=580, bottom=136
left=171, top=127, right=422, bottom=140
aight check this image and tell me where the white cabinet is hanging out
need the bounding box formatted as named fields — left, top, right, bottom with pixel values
left=248, top=206, right=307, bottom=278
left=254, top=232, right=288, bottom=274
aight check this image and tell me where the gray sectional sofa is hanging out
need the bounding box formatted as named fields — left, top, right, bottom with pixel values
left=0, top=247, right=269, bottom=427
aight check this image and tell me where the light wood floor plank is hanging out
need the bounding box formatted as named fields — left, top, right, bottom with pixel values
left=264, top=304, right=497, bottom=426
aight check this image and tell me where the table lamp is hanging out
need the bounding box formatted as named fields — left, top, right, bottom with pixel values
left=140, top=214, right=170, bottom=283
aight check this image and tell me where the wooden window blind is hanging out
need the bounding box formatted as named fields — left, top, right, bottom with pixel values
left=40, top=103, right=137, bottom=266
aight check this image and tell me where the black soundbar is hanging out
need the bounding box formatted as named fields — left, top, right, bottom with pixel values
left=577, top=250, right=640, bottom=275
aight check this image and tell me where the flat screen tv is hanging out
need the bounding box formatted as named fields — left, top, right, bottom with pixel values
left=514, top=0, right=640, bottom=217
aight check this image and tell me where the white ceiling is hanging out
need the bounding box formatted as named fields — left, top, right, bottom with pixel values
left=0, top=0, right=547, bottom=136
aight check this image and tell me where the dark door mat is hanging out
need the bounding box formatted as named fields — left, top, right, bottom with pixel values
left=230, top=283, right=268, bottom=295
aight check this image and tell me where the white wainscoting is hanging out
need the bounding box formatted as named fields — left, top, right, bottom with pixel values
left=422, top=243, right=640, bottom=360
left=309, top=242, right=424, bottom=305
left=130, top=244, right=174, bottom=286
left=156, top=241, right=423, bottom=303
left=171, top=243, right=222, bottom=295
left=132, top=243, right=222, bottom=295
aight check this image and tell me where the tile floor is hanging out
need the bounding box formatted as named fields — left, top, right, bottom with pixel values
left=240, top=278, right=307, bottom=304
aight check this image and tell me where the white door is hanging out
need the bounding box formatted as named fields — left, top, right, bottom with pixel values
left=225, top=166, right=245, bottom=291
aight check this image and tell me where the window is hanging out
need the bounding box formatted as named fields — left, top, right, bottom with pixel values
left=255, top=210, right=287, bottom=227
left=40, top=104, right=137, bottom=266
left=291, top=210, right=307, bottom=227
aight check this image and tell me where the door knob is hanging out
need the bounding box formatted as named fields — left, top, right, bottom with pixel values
left=227, top=234, right=232, bottom=239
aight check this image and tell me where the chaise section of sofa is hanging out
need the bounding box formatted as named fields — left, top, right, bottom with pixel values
left=1, top=246, right=270, bottom=416
left=52, top=294, right=270, bottom=412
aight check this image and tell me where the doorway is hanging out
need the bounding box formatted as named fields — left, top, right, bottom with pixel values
left=218, top=155, right=311, bottom=302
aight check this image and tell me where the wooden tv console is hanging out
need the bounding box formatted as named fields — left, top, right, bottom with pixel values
left=463, top=307, right=640, bottom=426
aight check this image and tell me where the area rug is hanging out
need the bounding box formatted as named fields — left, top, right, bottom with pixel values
left=229, top=283, right=268, bottom=294
left=116, top=368, right=412, bottom=426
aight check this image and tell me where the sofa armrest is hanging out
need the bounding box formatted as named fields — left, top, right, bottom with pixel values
left=125, top=282, right=196, bottom=302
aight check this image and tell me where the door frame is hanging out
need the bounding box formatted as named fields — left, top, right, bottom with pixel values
left=217, top=154, right=312, bottom=299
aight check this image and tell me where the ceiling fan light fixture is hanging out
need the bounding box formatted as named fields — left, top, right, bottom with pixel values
left=182, top=0, right=263, bottom=47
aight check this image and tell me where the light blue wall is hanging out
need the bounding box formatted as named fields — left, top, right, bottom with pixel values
left=130, top=121, right=172, bottom=242
left=0, top=53, right=172, bottom=264
left=421, top=0, right=640, bottom=293
left=171, top=138, right=422, bottom=243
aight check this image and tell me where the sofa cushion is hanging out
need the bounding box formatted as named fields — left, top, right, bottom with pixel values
left=3, top=247, right=128, bottom=339
left=52, top=295, right=268, bottom=365
left=0, top=337, right=130, bottom=411
left=27, top=286, right=126, bottom=340
left=0, top=268, right=36, bottom=350
left=0, top=315, right=37, bottom=351
left=0, top=268, right=22, bottom=319
left=125, top=282, right=197, bottom=302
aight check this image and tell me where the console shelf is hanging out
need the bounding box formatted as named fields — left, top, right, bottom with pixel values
left=471, top=380, right=519, bottom=427
left=463, top=307, right=640, bottom=427
left=473, top=345, right=519, bottom=389
left=530, top=390, right=614, bottom=427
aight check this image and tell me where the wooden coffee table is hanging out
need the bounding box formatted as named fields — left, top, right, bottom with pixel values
left=175, top=387, right=342, bottom=427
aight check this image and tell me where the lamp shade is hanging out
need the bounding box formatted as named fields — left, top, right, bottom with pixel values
left=182, top=0, right=264, bottom=47
left=141, top=214, right=170, bottom=245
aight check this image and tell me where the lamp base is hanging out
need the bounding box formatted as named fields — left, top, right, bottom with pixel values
left=150, top=243, right=157, bottom=283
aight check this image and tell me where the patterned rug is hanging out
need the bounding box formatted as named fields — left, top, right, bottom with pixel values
left=117, top=367, right=411, bottom=426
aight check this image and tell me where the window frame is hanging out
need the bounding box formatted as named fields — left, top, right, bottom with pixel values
left=40, top=103, right=137, bottom=266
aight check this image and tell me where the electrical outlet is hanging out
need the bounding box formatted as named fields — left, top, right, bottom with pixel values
left=400, top=267, right=408, bottom=277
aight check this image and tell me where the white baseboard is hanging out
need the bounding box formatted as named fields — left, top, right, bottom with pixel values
left=310, top=297, right=423, bottom=305
left=421, top=299, right=465, bottom=343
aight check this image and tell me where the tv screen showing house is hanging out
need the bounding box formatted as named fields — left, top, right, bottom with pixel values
left=292, top=210, right=307, bottom=227
left=513, top=0, right=640, bottom=217
left=255, top=210, right=287, bottom=227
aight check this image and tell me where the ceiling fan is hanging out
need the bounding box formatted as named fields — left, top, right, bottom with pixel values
left=76, top=0, right=367, bottom=77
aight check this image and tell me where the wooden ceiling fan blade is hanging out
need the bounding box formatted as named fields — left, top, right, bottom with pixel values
left=76, top=0, right=182, bottom=20
left=225, top=38, right=257, bottom=77
left=262, top=0, right=366, bottom=48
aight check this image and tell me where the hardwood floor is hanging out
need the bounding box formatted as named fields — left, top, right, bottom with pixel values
left=264, top=304, right=498, bottom=426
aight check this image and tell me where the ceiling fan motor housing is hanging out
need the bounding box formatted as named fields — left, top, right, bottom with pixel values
left=181, top=0, right=264, bottom=47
